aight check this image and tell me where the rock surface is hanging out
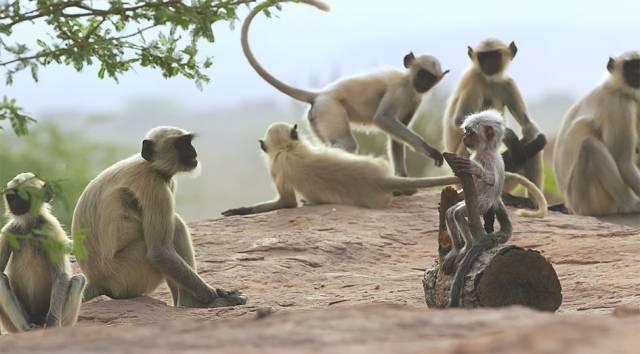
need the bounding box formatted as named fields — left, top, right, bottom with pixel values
left=1, top=191, right=640, bottom=353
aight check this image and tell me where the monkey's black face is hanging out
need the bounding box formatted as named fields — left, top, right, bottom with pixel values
left=477, top=50, right=503, bottom=76
left=412, top=69, right=438, bottom=93
left=259, top=140, right=268, bottom=153
left=623, top=59, right=640, bottom=89
left=174, top=135, right=198, bottom=169
left=4, top=189, right=31, bottom=216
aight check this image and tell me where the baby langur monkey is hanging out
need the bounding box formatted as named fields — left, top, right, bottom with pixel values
left=222, top=123, right=460, bottom=217
left=242, top=0, right=449, bottom=179
left=443, top=38, right=545, bottom=207
left=0, top=173, right=86, bottom=333
left=441, top=111, right=513, bottom=307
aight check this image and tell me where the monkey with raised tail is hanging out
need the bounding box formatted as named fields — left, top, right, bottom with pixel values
left=242, top=0, right=449, bottom=183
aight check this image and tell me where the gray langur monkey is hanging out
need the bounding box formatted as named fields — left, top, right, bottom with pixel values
left=242, top=0, right=449, bottom=179
left=221, top=121, right=545, bottom=217
left=0, top=173, right=86, bottom=333
left=72, top=127, right=247, bottom=308
left=443, top=38, right=545, bottom=207
left=440, top=111, right=513, bottom=307
left=553, top=51, right=640, bottom=216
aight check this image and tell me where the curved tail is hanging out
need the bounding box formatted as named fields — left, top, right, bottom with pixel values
left=505, top=172, right=548, bottom=218
left=241, top=0, right=327, bottom=104
left=381, top=175, right=460, bottom=192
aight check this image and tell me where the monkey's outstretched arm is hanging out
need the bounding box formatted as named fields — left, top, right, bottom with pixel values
left=140, top=187, right=216, bottom=304
left=504, top=79, right=540, bottom=139
left=373, top=90, right=444, bottom=166
left=222, top=182, right=297, bottom=217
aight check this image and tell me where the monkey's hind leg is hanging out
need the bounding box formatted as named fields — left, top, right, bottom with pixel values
left=61, top=275, right=86, bottom=326
left=390, top=138, right=417, bottom=196
left=442, top=202, right=465, bottom=275
left=570, top=137, right=640, bottom=215
left=0, top=273, right=31, bottom=332
left=308, top=99, right=358, bottom=153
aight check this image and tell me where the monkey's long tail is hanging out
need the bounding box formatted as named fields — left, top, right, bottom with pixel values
left=241, top=0, right=328, bottom=104
left=381, top=176, right=460, bottom=192
left=505, top=172, right=548, bottom=218
left=448, top=238, right=494, bottom=307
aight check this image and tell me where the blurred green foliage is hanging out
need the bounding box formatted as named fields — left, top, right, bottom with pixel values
left=0, top=123, right=124, bottom=227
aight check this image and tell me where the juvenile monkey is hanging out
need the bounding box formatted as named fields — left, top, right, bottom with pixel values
left=553, top=51, right=640, bottom=216
left=443, top=38, right=545, bottom=205
left=441, top=112, right=513, bottom=307
left=242, top=0, right=449, bottom=177
left=221, top=121, right=546, bottom=217
left=0, top=173, right=86, bottom=333
left=72, top=127, right=247, bottom=308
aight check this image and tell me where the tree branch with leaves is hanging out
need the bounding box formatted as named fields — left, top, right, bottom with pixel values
left=0, top=0, right=287, bottom=135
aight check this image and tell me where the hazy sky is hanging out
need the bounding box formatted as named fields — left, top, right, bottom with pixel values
left=3, top=0, right=639, bottom=116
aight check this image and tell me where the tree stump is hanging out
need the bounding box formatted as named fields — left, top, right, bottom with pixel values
left=423, top=187, right=562, bottom=311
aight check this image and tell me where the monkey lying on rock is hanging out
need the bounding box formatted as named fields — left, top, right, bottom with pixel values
left=222, top=121, right=547, bottom=217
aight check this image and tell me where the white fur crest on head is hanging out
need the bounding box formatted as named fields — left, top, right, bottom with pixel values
left=462, top=110, right=505, bottom=143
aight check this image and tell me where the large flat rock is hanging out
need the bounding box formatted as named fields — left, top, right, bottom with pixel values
left=1, top=191, right=640, bottom=353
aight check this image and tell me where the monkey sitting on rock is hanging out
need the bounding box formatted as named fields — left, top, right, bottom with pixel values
left=0, top=173, right=86, bottom=333
left=72, top=126, right=247, bottom=308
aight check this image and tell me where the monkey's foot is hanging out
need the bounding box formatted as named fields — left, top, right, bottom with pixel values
left=441, top=249, right=460, bottom=275
left=221, top=207, right=253, bottom=217
left=502, top=193, right=536, bottom=209
left=548, top=203, right=570, bottom=214
left=208, top=288, right=248, bottom=308
left=393, top=189, right=417, bottom=197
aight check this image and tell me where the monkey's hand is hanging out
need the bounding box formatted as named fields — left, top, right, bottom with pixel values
left=221, top=207, right=254, bottom=217
left=428, top=148, right=444, bottom=167
left=447, top=155, right=482, bottom=177
left=208, top=288, right=248, bottom=308
left=503, top=128, right=520, bottom=148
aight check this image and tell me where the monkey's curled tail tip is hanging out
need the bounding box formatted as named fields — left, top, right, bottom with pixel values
left=308, top=0, right=330, bottom=12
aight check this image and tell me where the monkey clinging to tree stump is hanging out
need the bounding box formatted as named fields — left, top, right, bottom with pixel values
left=423, top=153, right=562, bottom=311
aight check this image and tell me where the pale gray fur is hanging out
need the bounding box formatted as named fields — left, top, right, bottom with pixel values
left=553, top=51, right=640, bottom=216
left=0, top=173, right=85, bottom=333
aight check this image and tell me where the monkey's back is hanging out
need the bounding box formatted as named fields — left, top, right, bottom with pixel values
left=281, top=147, right=393, bottom=208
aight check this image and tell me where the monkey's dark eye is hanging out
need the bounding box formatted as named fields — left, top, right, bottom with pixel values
left=413, top=69, right=437, bottom=93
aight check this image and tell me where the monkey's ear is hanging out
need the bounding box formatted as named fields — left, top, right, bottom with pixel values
left=607, top=57, right=616, bottom=73
left=141, top=139, right=155, bottom=161
left=484, top=126, right=495, bottom=142
left=403, top=52, right=415, bottom=69
left=259, top=139, right=267, bottom=153
left=41, top=184, right=53, bottom=203
left=290, top=124, right=299, bottom=140
left=467, top=46, right=474, bottom=59
left=509, top=41, right=518, bottom=58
